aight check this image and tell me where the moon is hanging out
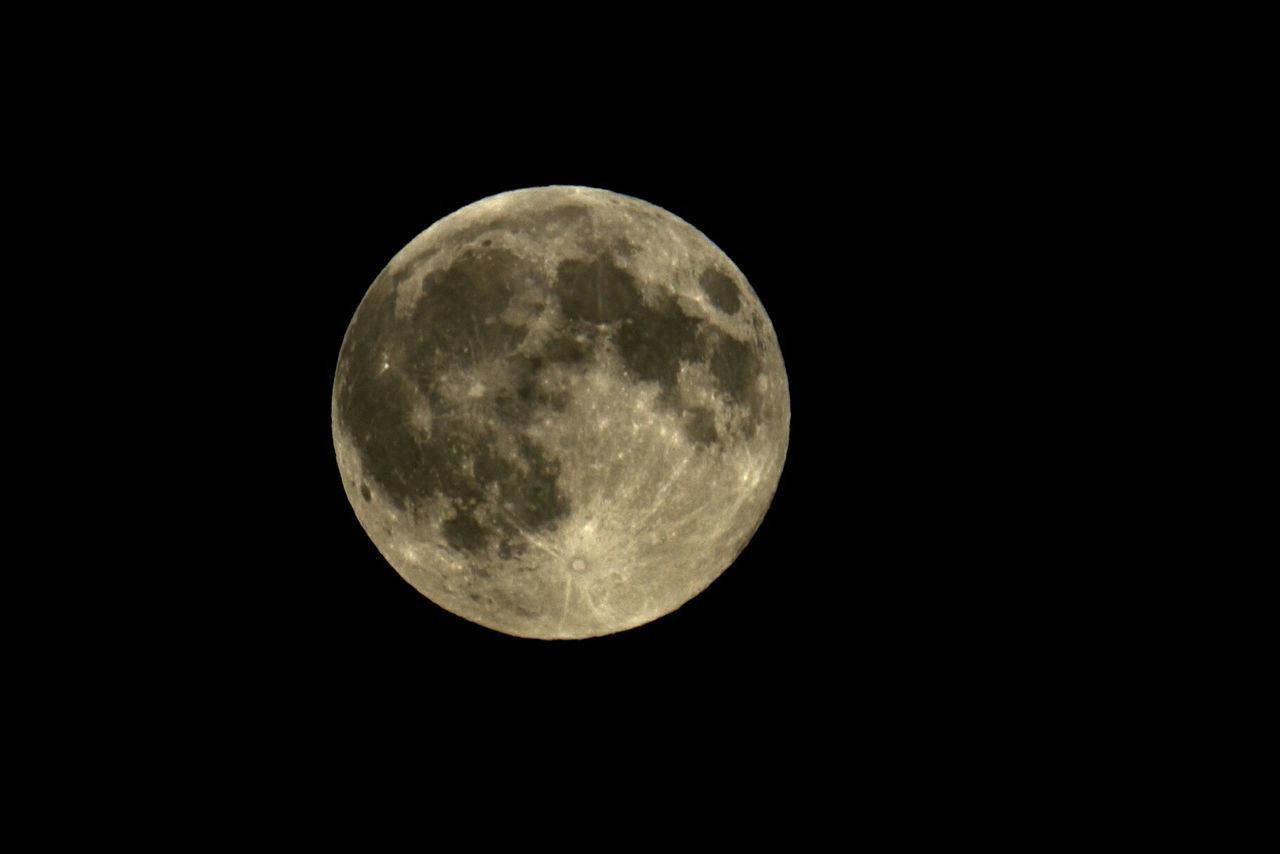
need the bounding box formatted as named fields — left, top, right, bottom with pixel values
left=332, top=186, right=789, bottom=639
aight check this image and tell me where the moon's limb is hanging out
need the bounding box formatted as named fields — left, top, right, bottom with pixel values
left=332, top=186, right=789, bottom=639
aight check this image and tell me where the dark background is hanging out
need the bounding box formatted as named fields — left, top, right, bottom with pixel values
left=161, top=103, right=894, bottom=730
left=116, top=68, right=1055, bottom=755
left=18, top=21, right=1169, bottom=826
left=14, top=18, right=1159, bottom=825
left=15, top=35, right=1139, bottom=827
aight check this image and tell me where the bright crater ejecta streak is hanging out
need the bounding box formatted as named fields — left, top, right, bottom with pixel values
left=332, top=186, right=790, bottom=639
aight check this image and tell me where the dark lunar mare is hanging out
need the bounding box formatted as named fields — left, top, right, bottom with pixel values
left=336, top=246, right=573, bottom=556
left=551, top=255, right=763, bottom=440
left=337, top=231, right=767, bottom=562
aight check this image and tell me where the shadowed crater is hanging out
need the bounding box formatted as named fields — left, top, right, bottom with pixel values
left=699, top=267, right=742, bottom=314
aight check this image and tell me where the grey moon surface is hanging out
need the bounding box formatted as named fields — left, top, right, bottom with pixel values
left=331, top=186, right=790, bottom=639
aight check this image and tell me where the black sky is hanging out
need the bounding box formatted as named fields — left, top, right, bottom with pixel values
left=122, top=74, right=1047, bottom=755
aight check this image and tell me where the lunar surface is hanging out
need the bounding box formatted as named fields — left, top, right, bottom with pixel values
left=332, top=186, right=789, bottom=638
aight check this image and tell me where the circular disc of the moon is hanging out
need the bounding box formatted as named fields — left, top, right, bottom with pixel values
left=332, top=186, right=789, bottom=639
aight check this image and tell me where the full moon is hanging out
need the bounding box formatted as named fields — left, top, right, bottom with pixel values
left=332, top=186, right=789, bottom=639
